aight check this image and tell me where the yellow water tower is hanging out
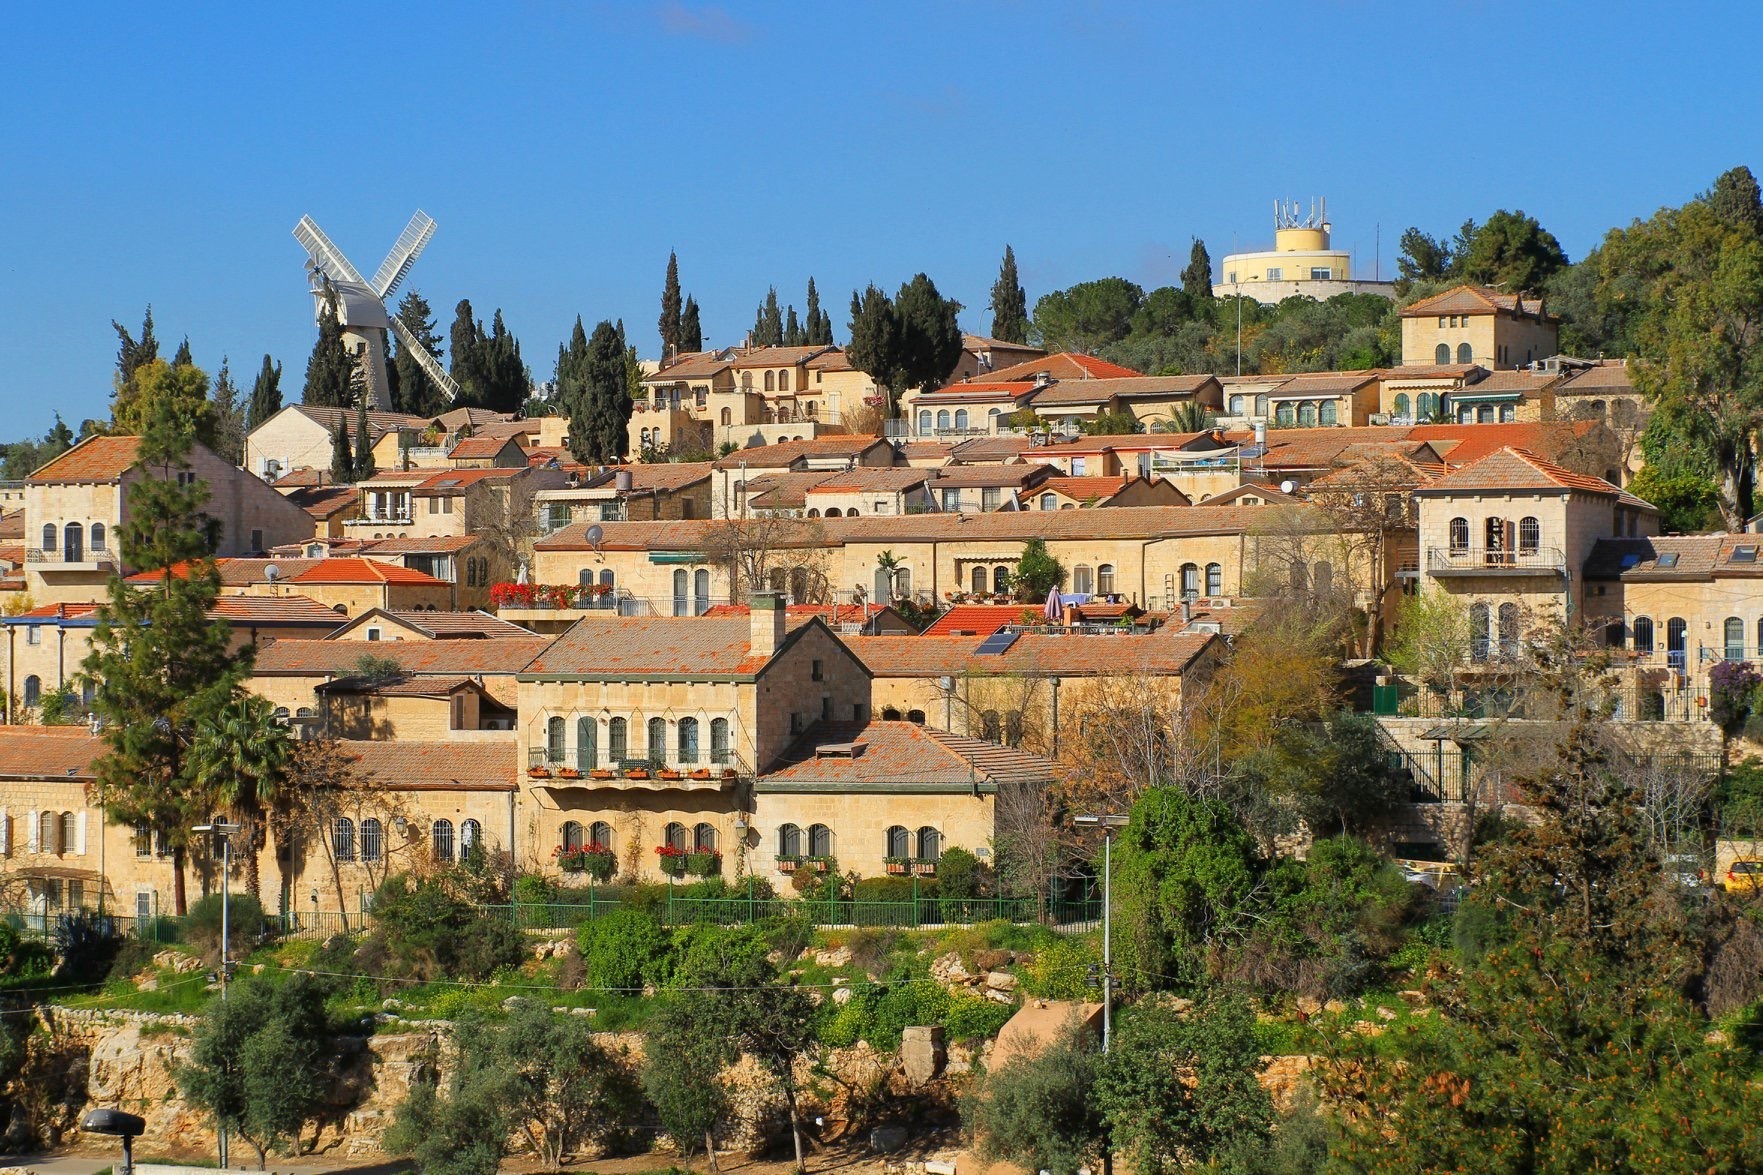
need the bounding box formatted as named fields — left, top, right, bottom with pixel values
left=1215, top=198, right=1394, bottom=305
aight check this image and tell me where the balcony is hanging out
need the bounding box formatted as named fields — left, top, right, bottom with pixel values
left=27, top=547, right=119, bottom=573
left=527, top=745, right=745, bottom=789
left=1426, top=546, right=1566, bottom=576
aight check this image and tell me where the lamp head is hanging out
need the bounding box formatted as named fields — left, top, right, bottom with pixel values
left=81, top=1108, right=145, bottom=1138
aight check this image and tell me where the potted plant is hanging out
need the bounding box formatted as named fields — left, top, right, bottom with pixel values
left=806, top=856, right=831, bottom=873
left=885, top=856, right=909, bottom=875
left=655, top=844, right=688, bottom=877
left=583, top=844, right=617, bottom=883
left=557, top=766, right=582, bottom=780
left=689, top=767, right=712, bottom=780
left=777, top=855, right=801, bottom=874
left=529, top=765, right=553, bottom=779
left=685, top=849, right=722, bottom=877
left=625, top=766, right=651, bottom=781
left=554, top=846, right=587, bottom=873
left=912, top=859, right=937, bottom=877
left=658, top=767, right=684, bottom=781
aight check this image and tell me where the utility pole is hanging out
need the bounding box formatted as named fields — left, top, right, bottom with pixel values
left=194, top=821, right=241, bottom=1170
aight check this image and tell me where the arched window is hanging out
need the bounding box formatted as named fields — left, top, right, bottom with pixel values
left=764, top=370, right=775, bottom=392
left=710, top=717, right=730, bottom=764
left=1229, top=394, right=1245, bottom=416
left=1275, top=403, right=1295, bottom=427
left=39, top=811, right=58, bottom=854
left=694, top=823, right=718, bottom=852
left=1254, top=394, right=1269, bottom=418
left=1097, top=564, right=1116, bottom=594
left=779, top=823, right=803, bottom=857
left=63, top=522, right=82, bottom=562
left=808, top=823, right=832, bottom=856
left=1393, top=392, right=1410, bottom=418
left=1666, top=618, right=1688, bottom=666
left=579, top=568, right=593, bottom=586
left=1469, top=603, right=1490, bottom=662
left=779, top=370, right=790, bottom=392
left=881, top=707, right=901, bottom=721
left=460, top=819, right=481, bottom=857
left=360, top=818, right=383, bottom=863
left=694, top=569, right=710, bottom=615
left=1040, top=493, right=1057, bottom=510
left=1418, top=392, right=1437, bottom=419
left=988, top=408, right=1002, bottom=431
left=954, top=409, right=969, bottom=430
left=589, top=821, right=613, bottom=851
left=916, top=826, right=942, bottom=861
left=1449, top=517, right=1469, bottom=553
left=1180, top=562, right=1199, bottom=598
left=1725, top=617, right=1745, bottom=662
left=91, top=523, right=105, bottom=551
left=40, top=524, right=54, bottom=554
left=663, top=821, right=688, bottom=851
left=1518, top=517, right=1540, bottom=554
left=1313, top=561, right=1333, bottom=595
left=720, top=407, right=732, bottom=426
left=824, top=507, right=840, bottom=518
left=1435, top=343, right=1451, bottom=365
left=1457, top=342, right=1473, bottom=364
left=886, top=825, right=910, bottom=858
left=561, top=820, right=584, bottom=851
left=22, top=675, right=40, bottom=708
left=992, top=566, right=1009, bottom=593
left=936, top=410, right=951, bottom=432
left=906, top=709, right=926, bottom=725
left=1072, top=564, right=1093, bottom=594
left=576, top=716, right=597, bottom=770
left=431, top=819, right=455, bottom=863
left=918, top=410, right=932, bottom=435
left=806, top=508, right=821, bottom=518
left=971, top=565, right=987, bottom=594
left=333, top=817, right=356, bottom=862
left=647, top=716, right=667, bottom=765
left=1485, top=517, right=1507, bottom=555
left=673, top=568, right=689, bottom=615
left=599, top=568, right=615, bottom=593
left=546, top=716, right=565, bottom=764
left=678, top=716, right=700, bottom=763
left=1319, top=400, right=1338, bottom=426
left=1498, top=603, right=1520, bottom=657
left=1632, top=615, right=1654, bottom=655
left=1297, top=402, right=1317, bottom=427
left=1205, top=563, right=1223, bottom=596
left=1477, top=404, right=1494, bottom=424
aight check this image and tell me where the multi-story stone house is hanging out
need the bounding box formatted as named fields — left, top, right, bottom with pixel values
left=1399, top=285, right=1559, bottom=370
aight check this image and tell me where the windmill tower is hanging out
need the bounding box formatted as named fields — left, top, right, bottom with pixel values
left=292, top=211, right=461, bottom=411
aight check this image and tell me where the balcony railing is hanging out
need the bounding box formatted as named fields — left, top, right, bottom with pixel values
left=27, top=547, right=118, bottom=570
left=528, top=745, right=745, bottom=781
left=1427, top=546, right=1566, bottom=575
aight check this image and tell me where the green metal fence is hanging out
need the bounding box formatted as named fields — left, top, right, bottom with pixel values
left=498, top=888, right=1101, bottom=931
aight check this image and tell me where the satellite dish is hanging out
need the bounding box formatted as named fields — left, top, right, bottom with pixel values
left=585, top=524, right=604, bottom=548
left=263, top=564, right=280, bottom=582
left=1280, top=480, right=1297, bottom=495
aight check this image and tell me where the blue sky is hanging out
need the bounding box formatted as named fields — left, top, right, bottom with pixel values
left=1, top=1, right=1759, bottom=436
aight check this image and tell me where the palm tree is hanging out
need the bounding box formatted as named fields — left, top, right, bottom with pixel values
left=189, top=693, right=291, bottom=901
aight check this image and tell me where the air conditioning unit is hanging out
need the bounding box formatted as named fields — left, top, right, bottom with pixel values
left=1187, top=621, right=1223, bottom=634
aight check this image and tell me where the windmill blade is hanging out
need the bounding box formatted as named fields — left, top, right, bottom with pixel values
left=371, top=210, right=437, bottom=300
left=292, top=216, right=368, bottom=286
left=389, top=314, right=462, bottom=402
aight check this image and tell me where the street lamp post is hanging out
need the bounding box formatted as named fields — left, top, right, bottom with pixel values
left=193, top=820, right=241, bottom=1170
left=1072, top=814, right=1128, bottom=1052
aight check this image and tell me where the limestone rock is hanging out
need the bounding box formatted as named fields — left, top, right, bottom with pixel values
left=814, top=945, right=852, bottom=967
left=1323, top=999, right=1347, bottom=1014
left=984, top=971, right=1017, bottom=992
left=1295, top=996, right=1322, bottom=1016
left=929, top=952, right=969, bottom=984
left=832, top=986, right=854, bottom=1006
left=900, top=1026, right=946, bottom=1089
left=870, top=1125, right=909, bottom=1152
left=1376, top=1006, right=1398, bottom=1022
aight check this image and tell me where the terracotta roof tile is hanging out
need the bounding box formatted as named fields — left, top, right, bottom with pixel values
left=207, top=595, right=350, bottom=625
left=448, top=436, right=519, bottom=459
left=415, top=468, right=522, bottom=492
left=0, top=727, right=102, bottom=780
left=361, top=535, right=484, bottom=555
left=28, top=436, right=143, bottom=482
left=645, top=351, right=734, bottom=382
left=589, top=462, right=715, bottom=492
left=728, top=345, right=838, bottom=369
left=930, top=464, right=1052, bottom=490
left=1399, top=284, right=1555, bottom=322
left=847, top=629, right=1218, bottom=678
left=522, top=615, right=820, bottom=677
left=975, top=353, right=1143, bottom=383
left=340, top=740, right=517, bottom=791
left=922, top=605, right=1039, bottom=638
left=284, top=485, right=361, bottom=520
left=384, top=610, right=536, bottom=638
left=288, top=405, right=428, bottom=438
left=253, top=637, right=550, bottom=676
left=713, top=436, right=893, bottom=470
left=126, top=558, right=321, bottom=586
left=289, top=558, right=447, bottom=586
left=758, top=720, right=1056, bottom=788
left=1417, top=447, right=1619, bottom=496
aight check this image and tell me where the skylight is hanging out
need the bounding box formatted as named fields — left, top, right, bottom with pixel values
left=976, top=631, right=1020, bottom=655
left=1619, top=554, right=1641, bottom=569
left=1656, top=552, right=1680, bottom=568
left=1733, top=545, right=1758, bottom=564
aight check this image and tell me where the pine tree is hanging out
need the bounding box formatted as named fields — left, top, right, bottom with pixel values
left=112, top=306, right=160, bottom=389
left=805, top=278, right=830, bottom=346
left=211, top=356, right=247, bottom=466
left=754, top=288, right=783, bottom=346
left=556, top=317, right=593, bottom=461
left=1181, top=238, right=1214, bottom=303
left=783, top=306, right=803, bottom=347
left=659, top=251, right=684, bottom=359
left=353, top=396, right=376, bottom=479
left=988, top=246, right=1029, bottom=343
left=172, top=337, right=194, bottom=368
left=331, top=416, right=354, bottom=483
left=849, top=275, right=964, bottom=419
left=84, top=401, right=250, bottom=914
left=391, top=291, right=447, bottom=418
left=681, top=296, right=703, bottom=352
left=302, top=289, right=354, bottom=407
left=575, top=320, right=632, bottom=463
left=247, top=355, right=283, bottom=432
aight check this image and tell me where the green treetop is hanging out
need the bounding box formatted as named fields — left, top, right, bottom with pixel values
left=1180, top=238, right=1214, bottom=303
left=247, top=354, right=282, bottom=432
left=659, top=250, right=683, bottom=358
left=989, top=244, right=1030, bottom=344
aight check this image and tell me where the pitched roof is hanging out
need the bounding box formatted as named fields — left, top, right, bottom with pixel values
left=521, top=615, right=832, bottom=678
left=1035, top=475, right=1136, bottom=502
left=946, top=436, right=1046, bottom=463
left=126, top=558, right=321, bottom=586
left=930, top=463, right=1052, bottom=489
left=2, top=601, right=100, bottom=624
left=284, top=485, right=361, bottom=520
left=289, top=557, right=448, bottom=585
left=964, top=333, right=1047, bottom=356
left=341, top=740, right=517, bottom=791
left=360, top=535, right=484, bottom=555
left=801, top=468, right=931, bottom=494
left=1266, top=371, right=1379, bottom=395
left=1028, top=374, right=1219, bottom=407
left=252, top=637, right=551, bottom=675
left=415, top=468, right=523, bottom=492
left=977, top=353, right=1143, bottom=382
left=1459, top=369, right=1562, bottom=393
left=1584, top=536, right=1723, bottom=581
left=922, top=604, right=1039, bottom=638
left=383, top=610, right=537, bottom=638
left=744, top=471, right=844, bottom=510
left=758, top=720, right=1055, bottom=788
left=0, top=727, right=101, bottom=780
left=645, top=351, right=733, bottom=382
left=268, top=467, right=339, bottom=488
left=287, top=405, right=427, bottom=438
left=1399, top=284, right=1556, bottom=322
left=1557, top=361, right=1635, bottom=394
left=713, top=435, right=893, bottom=470
left=28, top=436, right=143, bottom=483
left=728, top=345, right=837, bottom=369
left=317, top=674, right=481, bottom=697
left=846, top=629, right=1218, bottom=678
left=702, top=602, right=898, bottom=627
left=1416, top=446, right=1621, bottom=496
left=448, top=436, right=521, bottom=460
left=587, top=462, right=715, bottom=492
left=207, top=595, right=349, bottom=626
left=432, top=406, right=518, bottom=432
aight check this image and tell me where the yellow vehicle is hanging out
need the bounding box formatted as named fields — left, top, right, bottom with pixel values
left=1720, top=859, right=1763, bottom=892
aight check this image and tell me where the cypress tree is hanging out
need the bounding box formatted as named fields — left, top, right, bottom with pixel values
left=449, top=299, right=487, bottom=407
left=754, top=288, right=783, bottom=346
left=391, top=291, right=447, bottom=417
left=681, top=297, right=703, bottom=352
left=577, top=320, right=631, bottom=463
left=302, top=291, right=354, bottom=407
left=247, top=355, right=283, bottom=432
left=784, top=307, right=803, bottom=347
left=353, top=396, right=376, bottom=479
left=480, top=310, right=529, bottom=413
left=171, top=336, right=194, bottom=368
left=557, top=317, right=592, bottom=461
left=988, top=246, right=1029, bottom=343
left=1181, top=238, right=1215, bottom=303
left=659, top=251, right=684, bottom=359
left=112, top=306, right=160, bottom=389
left=331, top=416, right=354, bottom=483
left=805, top=278, right=832, bottom=345
left=211, top=356, right=246, bottom=466
left=85, top=400, right=250, bottom=913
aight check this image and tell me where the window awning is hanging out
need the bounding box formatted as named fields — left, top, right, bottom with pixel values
left=648, top=552, right=708, bottom=564
left=1447, top=391, right=1521, bottom=404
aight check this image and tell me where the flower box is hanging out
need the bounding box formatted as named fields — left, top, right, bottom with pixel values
left=806, top=858, right=831, bottom=873
left=658, top=769, right=683, bottom=781
left=685, top=850, right=722, bottom=877
left=721, top=768, right=738, bottom=781
left=625, top=768, right=651, bottom=781
left=689, top=768, right=712, bottom=781
left=557, top=850, right=587, bottom=873
left=584, top=852, right=616, bottom=883
left=912, top=861, right=937, bottom=877
left=656, top=846, right=688, bottom=878
left=589, top=768, right=615, bottom=780
left=778, top=857, right=800, bottom=873
left=529, top=766, right=552, bottom=779
left=885, top=860, right=908, bottom=875
left=557, top=768, right=582, bottom=780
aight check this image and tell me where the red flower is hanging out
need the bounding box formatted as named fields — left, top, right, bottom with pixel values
left=655, top=844, right=687, bottom=858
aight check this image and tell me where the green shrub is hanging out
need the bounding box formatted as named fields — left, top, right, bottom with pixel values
left=578, top=909, right=673, bottom=993
left=512, top=875, right=555, bottom=905
left=943, top=987, right=1015, bottom=1041
left=450, top=914, right=526, bottom=981
left=184, top=892, right=267, bottom=960
left=938, top=847, right=988, bottom=899
left=1023, top=936, right=1098, bottom=1000
left=669, top=923, right=770, bottom=989
left=853, top=877, right=926, bottom=902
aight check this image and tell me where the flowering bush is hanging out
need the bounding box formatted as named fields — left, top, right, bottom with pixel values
left=1709, top=659, right=1762, bottom=738
left=655, top=844, right=688, bottom=876
left=489, top=581, right=538, bottom=609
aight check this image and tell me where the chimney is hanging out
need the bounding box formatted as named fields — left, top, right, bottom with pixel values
left=1181, top=598, right=1193, bottom=623
left=750, top=590, right=786, bottom=658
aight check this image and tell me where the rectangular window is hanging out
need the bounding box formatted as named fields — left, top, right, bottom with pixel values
left=1071, top=457, right=1086, bottom=475
left=790, top=713, right=803, bottom=734
left=853, top=703, right=866, bottom=723
left=982, top=487, right=1000, bottom=511
left=26, top=626, right=39, bottom=646
left=811, top=659, right=824, bottom=681
left=1310, top=267, right=1332, bottom=280
left=1438, top=316, right=1447, bottom=328
left=250, top=529, right=263, bottom=552
left=442, top=497, right=454, bottom=514
left=941, top=489, right=959, bottom=511
left=822, top=695, right=833, bottom=721
left=1264, top=267, right=1282, bottom=281
left=874, top=500, right=888, bottom=514
left=428, top=497, right=439, bottom=514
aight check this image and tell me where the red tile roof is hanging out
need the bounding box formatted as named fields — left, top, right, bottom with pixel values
left=252, top=637, right=550, bottom=676
left=759, top=721, right=1055, bottom=788
left=0, top=727, right=102, bottom=780
left=976, top=353, right=1142, bottom=382
left=448, top=436, right=520, bottom=460
left=847, top=629, right=1217, bottom=678
left=1399, top=285, right=1554, bottom=321
left=126, top=558, right=322, bottom=586
left=728, top=345, right=838, bottom=369
left=922, top=604, right=1039, bottom=638
left=284, top=485, right=361, bottom=520
left=207, top=595, right=349, bottom=625
left=341, top=740, right=517, bottom=791
left=28, top=436, right=143, bottom=483
left=712, top=436, right=894, bottom=470
left=289, top=557, right=447, bottom=585
left=1416, top=446, right=1619, bottom=496
left=6, top=601, right=100, bottom=622
left=415, top=468, right=522, bottom=492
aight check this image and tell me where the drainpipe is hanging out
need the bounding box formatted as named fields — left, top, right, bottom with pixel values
left=507, top=788, right=519, bottom=881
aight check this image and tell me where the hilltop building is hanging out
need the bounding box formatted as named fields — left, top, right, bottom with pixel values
left=1214, top=198, right=1397, bottom=304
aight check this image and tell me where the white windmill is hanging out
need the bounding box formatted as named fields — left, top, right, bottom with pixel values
left=292, top=210, right=461, bottom=411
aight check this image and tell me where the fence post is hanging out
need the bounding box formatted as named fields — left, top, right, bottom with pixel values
left=747, top=874, right=754, bottom=924
left=912, top=873, right=920, bottom=929
left=667, top=877, right=673, bottom=926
